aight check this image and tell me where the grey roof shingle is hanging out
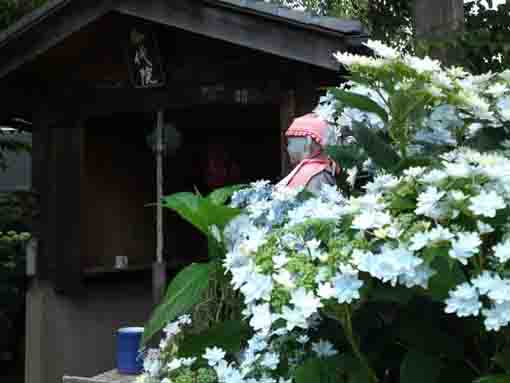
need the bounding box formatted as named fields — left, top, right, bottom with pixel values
left=0, top=0, right=366, bottom=49
left=208, top=0, right=366, bottom=35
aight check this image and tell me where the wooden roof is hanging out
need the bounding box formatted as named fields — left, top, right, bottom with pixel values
left=0, top=0, right=367, bottom=79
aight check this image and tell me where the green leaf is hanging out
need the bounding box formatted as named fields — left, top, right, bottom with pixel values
left=207, top=184, right=246, bottom=206
left=476, top=376, right=510, bottom=383
left=162, top=192, right=240, bottom=236
left=395, top=303, right=464, bottom=359
left=178, top=320, right=250, bottom=359
left=400, top=350, right=442, bottom=383
left=142, top=262, right=213, bottom=344
left=468, top=127, right=509, bottom=152
left=295, top=356, right=343, bottom=383
left=330, top=88, right=389, bottom=123
left=350, top=123, right=401, bottom=171
left=494, top=347, right=510, bottom=374
left=368, top=283, right=415, bottom=305
left=427, top=256, right=466, bottom=301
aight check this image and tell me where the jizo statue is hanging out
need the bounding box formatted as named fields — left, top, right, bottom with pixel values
left=278, top=113, right=339, bottom=194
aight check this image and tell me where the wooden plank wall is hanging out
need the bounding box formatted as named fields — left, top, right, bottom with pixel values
left=82, top=118, right=156, bottom=273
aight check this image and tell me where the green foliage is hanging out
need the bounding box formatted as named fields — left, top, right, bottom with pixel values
left=178, top=320, right=250, bottom=361
left=162, top=192, right=240, bottom=239
left=0, top=0, right=48, bottom=30
left=329, top=89, right=389, bottom=124
left=206, top=184, right=245, bottom=206
left=350, top=122, right=400, bottom=171
left=400, top=349, right=442, bottom=383
left=295, top=356, right=345, bottom=383
left=142, top=262, right=213, bottom=344
left=477, top=376, right=510, bottom=383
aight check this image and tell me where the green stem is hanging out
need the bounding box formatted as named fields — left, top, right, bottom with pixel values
left=342, top=305, right=379, bottom=383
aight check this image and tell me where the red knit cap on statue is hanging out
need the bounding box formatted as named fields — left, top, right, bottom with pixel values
left=285, top=113, right=329, bottom=146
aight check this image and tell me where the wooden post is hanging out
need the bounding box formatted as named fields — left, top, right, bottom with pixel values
left=153, top=110, right=166, bottom=303
left=279, top=90, right=295, bottom=178
left=414, top=0, right=464, bottom=64
left=53, top=120, right=85, bottom=294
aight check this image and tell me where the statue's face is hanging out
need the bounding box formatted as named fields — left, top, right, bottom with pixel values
left=287, top=137, right=309, bottom=166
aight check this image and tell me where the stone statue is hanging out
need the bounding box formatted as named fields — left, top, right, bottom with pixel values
left=278, top=113, right=339, bottom=194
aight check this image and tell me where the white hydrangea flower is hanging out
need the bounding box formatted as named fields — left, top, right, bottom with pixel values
left=280, top=305, right=309, bottom=331
left=415, top=186, right=446, bottom=219
left=356, top=246, right=422, bottom=286
left=240, top=273, right=273, bottom=304
left=409, top=231, right=430, bottom=251
left=290, top=288, right=323, bottom=318
left=333, top=51, right=384, bottom=68
left=273, top=269, right=296, bottom=289
left=493, top=240, right=510, bottom=263
left=399, top=264, right=436, bottom=289
left=250, top=304, right=274, bottom=334
left=483, top=302, right=510, bottom=331
left=181, top=357, right=197, bottom=367
left=472, top=272, right=501, bottom=295
left=444, top=283, right=482, bottom=318
left=477, top=221, right=495, bottom=234
left=317, top=282, right=336, bottom=300
left=448, top=232, right=481, bottom=265
left=469, top=190, right=506, bottom=218
left=332, top=266, right=363, bottom=303
left=427, top=226, right=455, bottom=242
left=352, top=210, right=392, bottom=231
left=363, top=40, right=400, bottom=59
left=422, top=169, right=448, bottom=184
left=260, top=352, right=280, bottom=370
left=404, top=55, right=441, bottom=74
left=312, top=340, right=339, bottom=358
left=167, top=358, right=183, bottom=372
left=364, top=174, right=399, bottom=193
left=203, top=347, right=227, bottom=367
left=485, top=82, right=507, bottom=97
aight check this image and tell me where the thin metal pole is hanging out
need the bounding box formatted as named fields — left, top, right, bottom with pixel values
left=156, top=110, right=164, bottom=264
left=153, top=110, right=166, bottom=303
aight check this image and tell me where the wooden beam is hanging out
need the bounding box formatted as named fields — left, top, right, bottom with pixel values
left=29, top=81, right=284, bottom=126
left=116, top=0, right=348, bottom=70
left=0, top=0, right=114, bottom=78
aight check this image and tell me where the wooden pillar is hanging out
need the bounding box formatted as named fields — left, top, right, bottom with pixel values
left=31, top=123, right=50, bottom=280
left=414, top=0, right=464, bottom=63
left=279, top=90, right=295, bottom=178
left=51, top=121, right=85, bottom=294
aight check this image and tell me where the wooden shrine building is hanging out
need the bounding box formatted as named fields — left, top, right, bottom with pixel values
left=0, top=1, right=366, bottom=382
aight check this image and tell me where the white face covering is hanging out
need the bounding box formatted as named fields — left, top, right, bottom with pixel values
left=287, top=137, right=311, bottom=165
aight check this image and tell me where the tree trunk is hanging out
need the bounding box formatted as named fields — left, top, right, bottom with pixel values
left=413, top=0, right=464, bottom=64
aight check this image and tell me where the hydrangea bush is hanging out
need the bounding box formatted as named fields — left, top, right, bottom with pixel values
left=139, top=41, right=510, bottom=383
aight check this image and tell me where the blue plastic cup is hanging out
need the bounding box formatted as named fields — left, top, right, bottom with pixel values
left=116, top=327, right=144, bottom=374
